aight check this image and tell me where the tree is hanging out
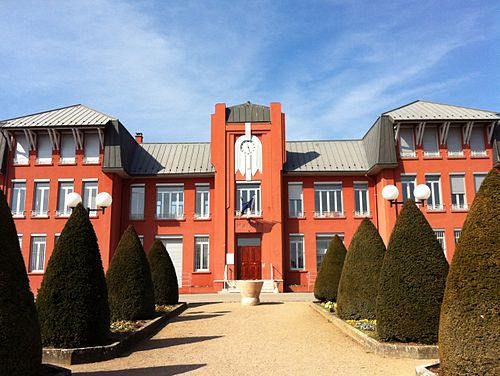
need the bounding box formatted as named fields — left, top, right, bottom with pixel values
left=439, top=170, right=500, bottom=375
left=314, top=235, right=347, bottom=302
left=376, top=200, right=448, bottom=344
left=337, top=218, right=386, bottom=320
left=107, top=225, right=155, bottom=321
left=148, top=240, right=179, bottom=305
left=0, top=189, right=41, bottom=375
left=37, top=203, right=109, bottom=348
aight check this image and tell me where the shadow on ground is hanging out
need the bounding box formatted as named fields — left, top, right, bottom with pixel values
left=135, top=336, right=223, bottom=352
left=172, top=314, right=225, bottom=322
left=73, top=364, right=206, bottom=376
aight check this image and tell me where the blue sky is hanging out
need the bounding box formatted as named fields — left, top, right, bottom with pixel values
left=0, top=0, right=498, bottom=141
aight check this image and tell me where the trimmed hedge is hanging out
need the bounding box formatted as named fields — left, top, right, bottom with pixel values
left=37, top=203, right=110, bottom=348
left=376, top=200, right=448, bottom=344
left=0, top=189, right=41, bottom=376
left=148, top=240, right=179, bottom=305
left=314, top=235, right=347, bottom=302
left=337, top=218, right=386, bottom=320
left=107, top=225, right=155, bottom=321
left=439, top=169, right=500, bottom=375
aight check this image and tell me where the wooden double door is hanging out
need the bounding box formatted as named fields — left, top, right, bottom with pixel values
left=238, top=245, right=261, bottom=280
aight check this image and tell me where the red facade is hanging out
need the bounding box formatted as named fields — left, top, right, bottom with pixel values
left=1, top=101, right=498, bottom=294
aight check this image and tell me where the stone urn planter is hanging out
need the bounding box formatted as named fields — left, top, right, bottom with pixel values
left=237, top=280, right=264, bottom=306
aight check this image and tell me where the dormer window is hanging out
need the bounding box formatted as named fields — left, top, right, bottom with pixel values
left=14, top=133, right=30, bottom=165
left=399, top=128, right=415, bottom=157
left=84, top=132, right=100, bottom=164
left=446, top=126, right=463, bottom=157
left=469, top=127, right=486, bottom=156
left=60, top=133, right=76, bottom=164
left=36, top=133, right=52, bottom=164
left=422, top=126, right=440, bottom=157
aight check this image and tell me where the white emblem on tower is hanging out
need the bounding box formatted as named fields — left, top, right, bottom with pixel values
left=235, top=122, right=262, bottom=181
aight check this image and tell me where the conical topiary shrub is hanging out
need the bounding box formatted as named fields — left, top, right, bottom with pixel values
left=107, top=225, right=155, bottom=321
left=314, top=235, right=347, bottom=302
left=0, top=189, right=41, bottom=376
left=337, top=218, right=386, bottom=320
left=148, top=240, right=179, bottom=305
left=37, top=203, right=109, bottom=348
left=376, top=200, right=448, bottom=344
left=439, top=169, right=500, bottom=375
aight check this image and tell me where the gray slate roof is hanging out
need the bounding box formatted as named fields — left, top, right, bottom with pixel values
left=0, top=104, right=116, bottom=128
left=128, top=143, right=213, bottom=175
left=226, top=102, right=270, bottom=123
left=384, top=100, right=500, bottom=121
left=285, top=140, right=368, bottom=173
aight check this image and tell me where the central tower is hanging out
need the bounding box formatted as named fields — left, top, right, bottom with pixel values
left=211, top=102, right=286, bottom=289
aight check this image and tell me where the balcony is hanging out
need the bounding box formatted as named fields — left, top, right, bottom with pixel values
left=129, top=213, right=145, bottom=221
left=400, top=150, right=416, bottom=158
left=56, top=210, right=71, bottom=217
left=423, top=151, right=440, bottom=158
left=314, top=211, right=344, bottom=218
left=451, top=203, right=468, bottom=211
left=470, top=150, right=487, bottom=157
left=234, top=210, right=262, bottom=218
left=426, top=204, right=444, bottom=212
left=11, top=210, right=25, bottom=218
left=31, top=209, right=49, bottom=217
left=354, top=210, right=371, bottom=218
left=156, top=212, right=184, bottom=220
left=447, top=150, right=464, bottom=157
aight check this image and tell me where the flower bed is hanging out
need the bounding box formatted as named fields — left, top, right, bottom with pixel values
left=311, top=302, right=438, bottom=359
left=42, top=303, right=187, bottom=365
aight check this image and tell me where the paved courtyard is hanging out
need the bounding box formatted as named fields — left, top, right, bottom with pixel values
left=70, top=298, right=429, bottom=375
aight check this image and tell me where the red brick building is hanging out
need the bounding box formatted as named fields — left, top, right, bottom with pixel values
left=1, top=100, right=499, bottom=294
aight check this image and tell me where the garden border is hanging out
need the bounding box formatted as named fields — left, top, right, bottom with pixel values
left=42, top=302, right=188, bottom=365
left=415, top=362, right=440, bottom=375
left=309, top=302, right=438, bottom=359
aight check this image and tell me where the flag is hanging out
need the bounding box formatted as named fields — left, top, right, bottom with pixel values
left=240, top=196, right=255, bottom=215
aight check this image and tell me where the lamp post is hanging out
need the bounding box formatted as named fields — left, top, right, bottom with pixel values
left=382, top=183, right=431, bottom=209
left=66, top=191, right=113, bottom=215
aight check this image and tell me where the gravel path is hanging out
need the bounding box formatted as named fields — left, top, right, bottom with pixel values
left=70, top=302, right=428, bottom=375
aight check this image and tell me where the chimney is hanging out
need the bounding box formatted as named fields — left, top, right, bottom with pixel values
left=135, top=132, right=143, bottom=143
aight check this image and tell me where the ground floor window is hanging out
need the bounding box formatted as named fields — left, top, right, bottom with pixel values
left=316, top=233, right=344, bottom=271
left=29, top=235, right=46, bottom=272
left=434, top=229, right=446, bottom=254
left=290, top=235, right=304, bottom=270
left=194, top=236, right=209, bottom=271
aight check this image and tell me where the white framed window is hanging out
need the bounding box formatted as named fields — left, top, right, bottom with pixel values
left=57, top=181, right=74, bottom=216
left=454, top=229, right=461, bottom=244
left=473, top=173, right=487, bottom=194
left=84, top=132, right=100, bottom=163
left=195, top=184, right=210, bottom=219
left=130, top=185, right=145, bottom=220
left=354, top=182, right=370, bottom=217
left=29, top=235, right=46, bottom=272
left=288, top=182, right=303, bottom=218
left=469, top=127, right=486, bottom=156
left=401, top=175, right=416, bottom=202
left=156, top=184, right=184, bottom=219
left=194, top=236, right=209, bottom=271
left=434, top=229, right=446, bottom=254
left=18, top=234, right=23, bottom=249
left=314, top=183, right=343, bottom=217
left=426, top=175, right=442, bottom=210
left=83, top=180, right=98, bottom=216
left=60, top=133, right=76, bottom=164
left=33, top=181, right=50, bottom=217
left=10, top=181, right=26, bottom=217
left=447, top=126, right=463, bottom=156
left=236, top=182, right=261, bottom=216
left=290, top=234, right=305, bottom=270
left=450, top=174, right=467, bottom=210
left=423, top=126, right=440, bottom=157
left=316, top=233, right=344, bottom=270
left=399, top=128, right=416, bottom=157
left=55, top=233, right=60, bottom=245
left=36, top=133, right=52, bottom=164
left=14, top=133, right=30, bottom=165
left=138, top=235, right=144, bottom=246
